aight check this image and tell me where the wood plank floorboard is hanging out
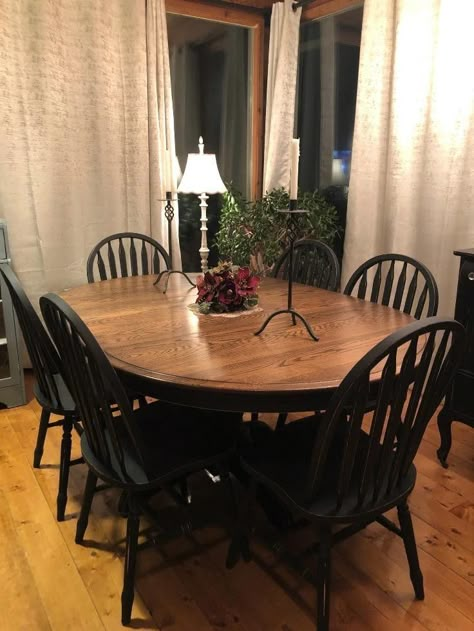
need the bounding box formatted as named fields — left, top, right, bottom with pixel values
left=0, top=392, right=473, bottom=630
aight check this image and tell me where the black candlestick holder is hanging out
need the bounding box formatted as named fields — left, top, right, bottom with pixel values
left=154, top=191, right=196, bottom=293
left=254, top=200, right=319, bottom=341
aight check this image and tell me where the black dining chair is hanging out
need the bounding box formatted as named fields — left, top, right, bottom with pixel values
left=343, top=253, right=439, bottom=318
left=87, top=231, right=171, bottom=408
left=229, top=316, right=464, bottom=631
left=0, top=264, right=81, bottom=521
left=86, top=232, right=171, bottom=283
left=272, top=239, right=340, bottom=292
left=40, top=292, right=242, bottom=625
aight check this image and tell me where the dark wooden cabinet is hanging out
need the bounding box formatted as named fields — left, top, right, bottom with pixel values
left=437, top=248, right=474, bottom=466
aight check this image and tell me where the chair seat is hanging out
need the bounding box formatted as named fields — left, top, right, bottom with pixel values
left=34, top=373, right=76, bottom=414
left=82, top=400, right=242, bottom=487
left=241, top=415, right=416, bottom=522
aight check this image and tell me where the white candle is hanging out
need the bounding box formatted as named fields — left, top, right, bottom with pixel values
left=290, top=138, right=300, bottom=200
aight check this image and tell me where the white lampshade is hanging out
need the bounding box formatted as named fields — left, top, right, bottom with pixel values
left=177, top=137, right=227, bottom=195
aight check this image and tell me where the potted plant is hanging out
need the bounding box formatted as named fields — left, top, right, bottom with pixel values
left=215, top=187, right=340, bottom=274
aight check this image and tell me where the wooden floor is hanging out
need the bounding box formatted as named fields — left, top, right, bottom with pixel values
left=0, top=390, right=473, bottom=630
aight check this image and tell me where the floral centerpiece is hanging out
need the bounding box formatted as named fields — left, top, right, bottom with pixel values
left=193, top=262, right=260, bottom=314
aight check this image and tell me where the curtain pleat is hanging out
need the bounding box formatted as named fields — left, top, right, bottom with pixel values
left=146, top=0, right=182, bottom=269
left=343, top=0, right=474, bottom=314
left=263, top=0, right=302, bottom=194
left=0, top=0, right=181, bottom=303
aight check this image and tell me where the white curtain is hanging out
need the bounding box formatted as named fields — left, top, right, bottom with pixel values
left=0, top=0, right=180, bottom=304
left=263, top=0, right=302, bottom=194
left=343, top=0, right=474, bottom=315
left=146, top=0, right=181, bottom=269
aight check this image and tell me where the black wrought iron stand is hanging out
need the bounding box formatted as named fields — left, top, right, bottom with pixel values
left=154, top=192, right=196, bottom=293
left=254, top=200, right=319, bottom=341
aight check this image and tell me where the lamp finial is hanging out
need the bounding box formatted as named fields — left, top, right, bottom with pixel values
left=198, top=136, right=204, bottom=154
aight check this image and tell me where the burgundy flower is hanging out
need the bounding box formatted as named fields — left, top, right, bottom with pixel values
left=196, top=271, right=222, bottom=303
left=235, top=266, right=260, bottom=297
left=195, top=263, right=259, bottom=312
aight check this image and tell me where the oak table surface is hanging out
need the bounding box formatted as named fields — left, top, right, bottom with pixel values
left=60, top=275, right=415, bottom=412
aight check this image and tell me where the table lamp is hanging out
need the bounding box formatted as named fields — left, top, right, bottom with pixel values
left=178, top=137, right=227, bottom=273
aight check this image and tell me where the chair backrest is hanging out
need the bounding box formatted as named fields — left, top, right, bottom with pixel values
left=272, top=239, right=340, bottom=291
left=343, top=253, right=439, bottom=318
left=307, top=317, right=464, bottom=513
left=0, top=264, right=63, bottom=407
left=87, top=232, right=171, bottom=283
left=40, top=293, right=147, bottom=483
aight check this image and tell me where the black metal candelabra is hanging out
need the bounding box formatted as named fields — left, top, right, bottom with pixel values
left=164, top=191, right=175, bottom=262
left=254, top=200, right=319, bottom=341
left=154, top=192, right=196, bottom=293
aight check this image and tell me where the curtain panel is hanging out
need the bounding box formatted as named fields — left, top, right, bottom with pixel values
left=343, top=0, right=474, bottom=314
left=0, top=0, right=180, bottom=304
left=263, top=0, right=302, bottom=194
left=146, top=0, right=182, bottom=269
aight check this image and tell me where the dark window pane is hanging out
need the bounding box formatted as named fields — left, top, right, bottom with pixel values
left=297, top=7, right=363, bottom=191
left=297, top=6, right=363, bottom=259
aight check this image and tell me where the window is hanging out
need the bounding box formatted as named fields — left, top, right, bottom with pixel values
left=297, top=5, right=364, bottom=257
left=166, top=0, right=263, bottom=271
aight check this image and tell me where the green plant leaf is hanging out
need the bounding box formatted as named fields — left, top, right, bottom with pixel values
left=214, top=185, right=340, bottom=273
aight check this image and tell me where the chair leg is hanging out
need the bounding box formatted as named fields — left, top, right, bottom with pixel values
left=118, top=490, right=129, bottom=517
left=121, top=494, right=140, bottom=625
left=75, top=469, right=98, bottom=543
left=437, top=409, right=453, bottom=468
left=315, top=526, right=332, bottom=631
left=397, top=501, right=424, bottom=600
left=33, top=408, right=51, bottom=468
left=179, top=477, right=192, bottom=504
left=275, top=413, right=288, bottom=430
left=137, top=395, right=147, bottom=409
left=57, top=416, right=73, bottom=521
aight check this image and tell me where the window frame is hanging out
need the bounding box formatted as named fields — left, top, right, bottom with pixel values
left=301, top=0, right=363, bottom=22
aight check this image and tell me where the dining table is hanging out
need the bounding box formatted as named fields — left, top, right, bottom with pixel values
left=60, top=274, right=415, bottom=413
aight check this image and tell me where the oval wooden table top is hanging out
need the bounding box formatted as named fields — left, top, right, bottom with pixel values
left=60, top=275, right=415, bottom=412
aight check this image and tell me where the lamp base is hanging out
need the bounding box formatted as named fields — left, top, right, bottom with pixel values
left=200, top=247, right=210, bottom=274
left=199, top=192, right=209, bottom=273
